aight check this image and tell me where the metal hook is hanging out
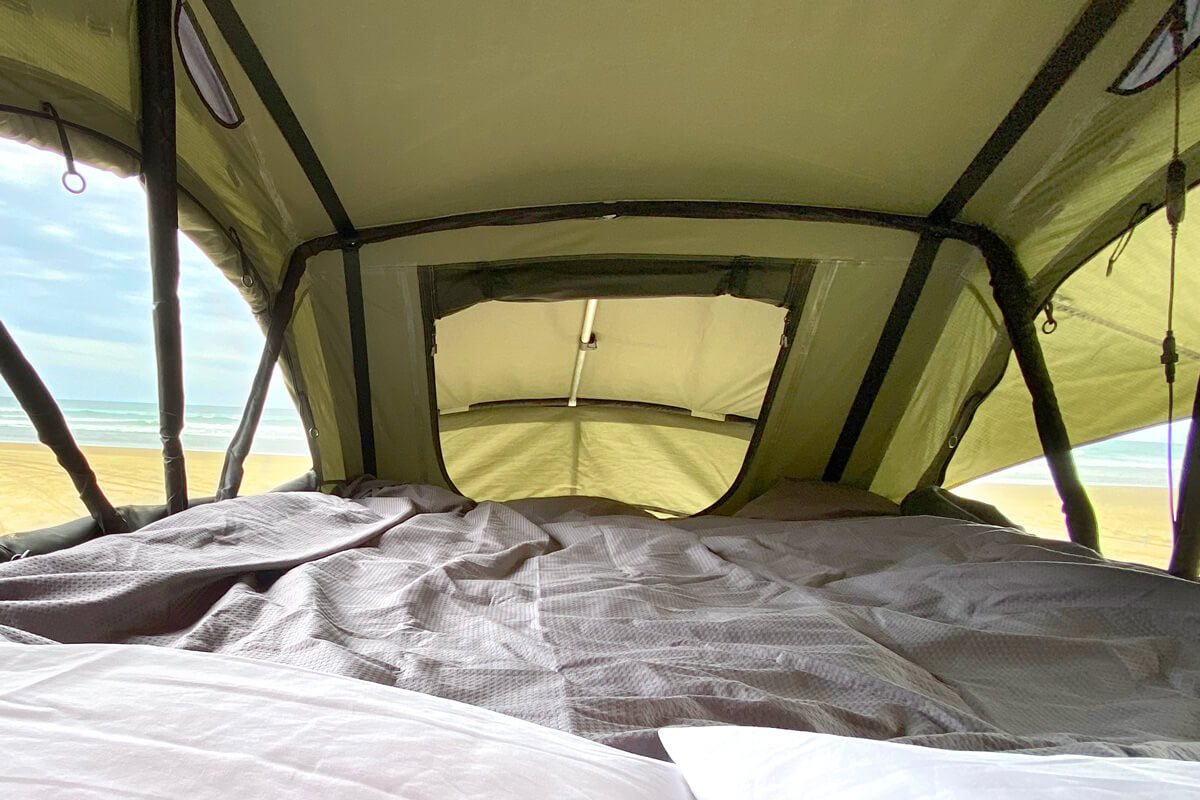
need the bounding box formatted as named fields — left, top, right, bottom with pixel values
left=1041, top=300, right=1057, bottom=334
left=228, top=227, right=254, bottom=287
left=41, top=102, right=86, bottom=194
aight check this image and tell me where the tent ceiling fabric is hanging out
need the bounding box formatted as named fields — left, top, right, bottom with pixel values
left=232, top=0, right=1087, bottom=228
left=2, top=1, right=1200, bottom=518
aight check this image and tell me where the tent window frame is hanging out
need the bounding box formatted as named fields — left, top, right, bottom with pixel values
left=175, top=0, right=244, bottom=129
left=418, top=256, right=817, bottom=512
left=1108, top=0, right=1200, bottom=96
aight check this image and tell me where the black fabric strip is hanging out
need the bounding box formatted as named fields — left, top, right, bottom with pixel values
left=823, top=233, right=943, bottom=483
left=931, top=0, right=1132, bottom=221
left=343, top=247, right=377, bottom=477
left=140, top=0, right=189, bottom=515
left=200, top=0, right=355, bottom=237
left=0, top=322, right=127, bottom=535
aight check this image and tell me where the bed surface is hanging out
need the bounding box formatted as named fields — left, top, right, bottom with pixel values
left=0, top=643, right=694, bottom=799
left=1, top=482, right=1198, bottom=760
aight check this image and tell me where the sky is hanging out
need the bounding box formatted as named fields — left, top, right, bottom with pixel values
left=0, top=136, right=295, bottom=410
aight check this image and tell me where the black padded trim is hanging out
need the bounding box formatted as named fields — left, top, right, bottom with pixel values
left=343, top=247, right=377, bottom=477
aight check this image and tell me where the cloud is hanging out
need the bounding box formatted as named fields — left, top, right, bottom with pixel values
left=83, top=204, right=145, bottom=238
left=37, top=223, right=75, bottom=240
left=118, top=290, right=153, bottom=306
left=82, top=313, right=153, bottom=336
left=7, top=266, right=74, bottom=282
left=5, top=327, right=150, bottom=378
left=100, top=222, right=141, bottom=237
left=0, top=139, right=63, bottom=188
left=80, top=246, right=146, bottom=267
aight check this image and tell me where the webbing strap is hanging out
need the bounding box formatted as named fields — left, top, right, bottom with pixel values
left=343, top=247, right=377, bottom=476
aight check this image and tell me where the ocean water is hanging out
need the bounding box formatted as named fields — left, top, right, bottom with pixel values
left=972, top=430, right=1188, bottom=488
left=0, top=396, right=309, bottom=457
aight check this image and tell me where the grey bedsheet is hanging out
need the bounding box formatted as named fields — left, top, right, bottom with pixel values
left=1, top=483, right=1198, bottom=760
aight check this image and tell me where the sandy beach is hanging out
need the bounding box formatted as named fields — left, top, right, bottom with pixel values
left=0, top=443, right=311, bottom=535
left=0, top=440, right=1177, bottom=571
left=954, top=481, right=1174, bottom=570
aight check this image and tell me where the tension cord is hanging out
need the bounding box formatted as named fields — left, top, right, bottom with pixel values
left=1105, top=203, right=1153, bottom=276
left=1164, top=5, right=1187, bottom=520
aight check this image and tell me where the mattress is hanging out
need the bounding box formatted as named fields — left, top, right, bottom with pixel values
left=1, top=482, right=1198, bottom=760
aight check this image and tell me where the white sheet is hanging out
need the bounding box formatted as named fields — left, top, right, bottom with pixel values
left=0, top=643, right=694, bottom=800
left=659, top=726, right=1200, bottom=800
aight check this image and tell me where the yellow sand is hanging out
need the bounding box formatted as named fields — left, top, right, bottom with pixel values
left=0, top=441, right=1177, bottom=571
left=955, top=481, right=1175, bottom=571
left=0, top=442, right=311, bottom=535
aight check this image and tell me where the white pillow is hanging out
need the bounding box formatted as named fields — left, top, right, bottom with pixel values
left=659, top=726, right=1200, bottom=800
left=0, top=643, right=694, bottom=800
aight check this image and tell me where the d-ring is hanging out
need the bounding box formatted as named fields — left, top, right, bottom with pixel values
left=61, top=170, right=86, bottom=194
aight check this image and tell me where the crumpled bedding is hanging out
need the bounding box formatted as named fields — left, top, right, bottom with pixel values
left=1, top=481, right=1198, bottom=760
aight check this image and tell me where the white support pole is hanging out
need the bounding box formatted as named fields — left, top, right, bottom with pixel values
left=567, top=299, right=599, bottom=407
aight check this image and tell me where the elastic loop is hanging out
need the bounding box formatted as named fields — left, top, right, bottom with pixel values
left=41, top=101, right=86, bottom=194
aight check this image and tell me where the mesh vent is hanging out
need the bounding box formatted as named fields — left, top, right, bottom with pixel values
left=175, top=1, right=242, bottom=127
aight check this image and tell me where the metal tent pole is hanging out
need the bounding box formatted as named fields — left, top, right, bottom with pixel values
left=0, top=322, right=127, bottom=535
left=216, top=248, right=311, bottom=500
left=139, top=0, right=188, bottom=514
left=1170, top=376, right=1200, bottom=578
left=976, top=232, right=1100, bottom=551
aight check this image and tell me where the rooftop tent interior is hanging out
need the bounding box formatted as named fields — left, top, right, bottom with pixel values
left=1, top=0, right=1199, bottom=574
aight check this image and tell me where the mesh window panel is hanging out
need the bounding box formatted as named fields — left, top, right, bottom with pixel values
left=1110, top=0, right=1200, bottom=95
left=175, top=1, right=242, bottom=127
